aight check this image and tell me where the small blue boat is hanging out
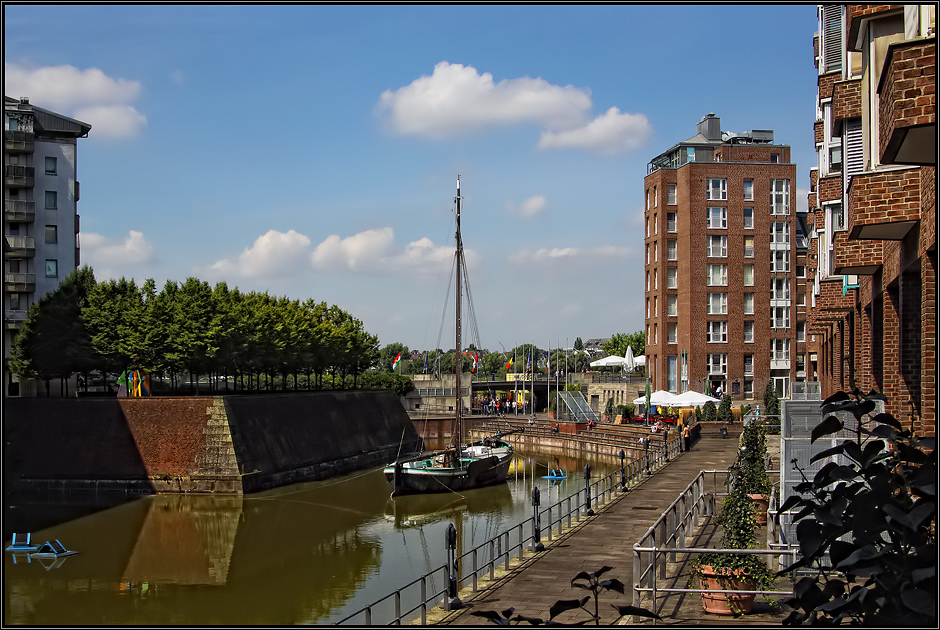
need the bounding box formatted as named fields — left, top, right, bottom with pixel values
left=542, top=469, right=568, bottom=480
left=29, top=540, right=78, bottom=559
left=5, top=533, right=39, bottom=553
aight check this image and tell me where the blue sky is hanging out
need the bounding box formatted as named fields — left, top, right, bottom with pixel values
left=5, top=4, right=819, bottom=352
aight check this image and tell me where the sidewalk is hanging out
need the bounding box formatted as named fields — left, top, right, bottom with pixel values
left=434, top=432, right=756, bottom=625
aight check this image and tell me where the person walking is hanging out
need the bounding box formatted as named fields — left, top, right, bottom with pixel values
left=682, top=423, right=691, bottom=452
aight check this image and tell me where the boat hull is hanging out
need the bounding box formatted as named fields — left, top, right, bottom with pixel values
left=384, top=442, right=514, bottom=496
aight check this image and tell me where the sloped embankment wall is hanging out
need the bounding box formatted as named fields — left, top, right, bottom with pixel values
left=3, top=390, right=420, bottom=495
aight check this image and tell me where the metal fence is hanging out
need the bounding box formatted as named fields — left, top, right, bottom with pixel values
left=631, top=470, right=794, bottom=617
left=334, top=438, right=682, bottom=625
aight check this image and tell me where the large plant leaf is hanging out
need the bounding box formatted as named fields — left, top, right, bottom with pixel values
left=900, top=588, right=936, bottom=615
left=810, top=443, right=846, bottom=463
left=812, top=415, right=844, bottom=443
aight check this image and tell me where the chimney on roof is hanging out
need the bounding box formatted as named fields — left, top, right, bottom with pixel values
left=19, top=97, right=29, bottom=104
left=697, top=113, right=721, bottom=141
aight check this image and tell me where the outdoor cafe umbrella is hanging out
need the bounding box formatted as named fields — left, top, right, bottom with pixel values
left=589, top=355, right=626, bottom=368
left=623, top=346, right=636, bottom=371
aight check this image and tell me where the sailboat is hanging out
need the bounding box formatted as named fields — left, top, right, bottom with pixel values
left=384, top=177, right=516, bottom=496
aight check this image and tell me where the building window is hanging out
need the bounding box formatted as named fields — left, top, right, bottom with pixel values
left=45, top=157, right=57, bottom=174
left=772, top=251, right=790, bottom=273
left=744, top=378, right=753, bottom=397
left=772, top=338, right=790, bottom=362
left=45, top=225, right=57, bottom=244
left=744, top=353, right=754, bottom=375
left=666, top=211, right=677, bottom=232
left=646, top=216, right=650, bottom=238
left=653, top=213, right=658, bottom=235
left=770, top=179, right=789, bottom=215
left=9, top=293, right=22, bottom=311
left=829, top=145, right=843, bottom=170
left=667, top=294, right=677, bottom=316
left=743, top=179, right=754, bottom=201
left=667, top=355, right=677, bottom=390
left=667, top=184, right=676, bottom=205
left=797, top=291, right=806, bottom=306
left=771, top=221, right=790, bottom=245
left=743, top=321, right=754, bottom=343
left=707, top=264, right=727, bottom=286
left=707, top=207, right=727, bottom=229
left=45, top=191, right=57, bottom=209
left=646, top=189, right=650, bottom=211
left=667, top=239, right=677, bottom=260
left=707, top=292, right=728, bottom=315
left=743, top=264, right=754, bottom=286
left=743, top=207, right=754, bottom=229
left=707, top=321, right=728, bottom=343
left=773, top=278, right=790, bottom=300
left=829, top=203, right=845, bottom=231
left=797, top=321, right=806, bottom=342
left=797, top=265, right=806, bottom=279
left=708, top=353, right=727, bottom=375
left=653, top=241, right=658, bottom=262
left=45, top=259, right=58, bottom=278
left=772, top=306, right=790, bottom=329
left=744, top=236, right=754, bottom=258
left=706, top=179, right=727, bottom=200
left=667, top=267, right=677, bottom=289
left=646, top=244, right=650, bottom=265
left=707, top=235, right=727, bottom=257
left=653, top=185, right=658, bottom=207
left=743, top=292, right=755, bottom=315
left=667, top=323, right=678, bottom=344
left=653, top=269, right=658, bottom=290
left=771, top=153, right=779, bottom=163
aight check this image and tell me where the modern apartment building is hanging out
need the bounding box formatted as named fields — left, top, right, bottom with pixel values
left=4, top=96, right=91, bottom=396
left=808, top=5, right=935, bottom=434
left=644, top=113, right=805, bottom=401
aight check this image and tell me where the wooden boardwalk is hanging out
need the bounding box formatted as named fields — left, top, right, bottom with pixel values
left=431, top=430, right=790, bottom=625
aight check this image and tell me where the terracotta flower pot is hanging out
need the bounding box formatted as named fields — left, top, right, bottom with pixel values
left=748, top=494, right=770, bottom=526
left=697, top=565, right=757, bottom=615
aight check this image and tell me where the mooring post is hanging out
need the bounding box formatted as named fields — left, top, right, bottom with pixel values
left=530, top=486, right=544, bottom=551
left=443, top=523, right=462, bottom=610
left=619, top=449, right=627, bottom=492
left=644, top=437, right=651, bottom=475
left=581, top=464, right=594, bottom=516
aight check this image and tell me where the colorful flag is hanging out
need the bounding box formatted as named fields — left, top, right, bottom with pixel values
left=391, top=351, right=402, bottom=371
left=423, top=351, right=428, bottom=373
left=505, top=357, right=513, bottom=371
left=526, top=350, right=532, bottom=371
left=472, top=353, right=479, bottom=372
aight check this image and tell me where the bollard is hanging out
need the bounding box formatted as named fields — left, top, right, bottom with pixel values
left=663, top=428, right=669, bottom=462
left=618, top=449, right=627, bottom=492
left=530, top=486, right=544, bottom=551
left=581, top=464, right=594, bottom=516
left=443, top=523, right=462, bottom=610
left=644, top=437, right=651, bottom=475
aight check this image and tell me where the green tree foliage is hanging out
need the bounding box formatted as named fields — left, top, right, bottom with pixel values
left=603, top=331, right=645, bottom=358
left=378, top=343, right=410, bottom=373
left=703, top=400, right=718, bottom=422
left=717, top=394, right=733, bottom=423
left=11, top=272, right=385, bottom=396
left=762, top=380, right=780, bottom=416
left=573, top=337, right=584, bottom=351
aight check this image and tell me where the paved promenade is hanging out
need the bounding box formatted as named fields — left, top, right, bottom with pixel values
left=432, top=430, right=787, bottom=625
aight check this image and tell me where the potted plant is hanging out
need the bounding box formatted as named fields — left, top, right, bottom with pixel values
left=689, top=464, right=777, bottom=615
left=739, top=417, right=773, bottom=524
left=602, top=397, right=614, bottom=422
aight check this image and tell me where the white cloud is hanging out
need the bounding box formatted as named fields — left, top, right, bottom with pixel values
left=209, top=229, right=312, bottom=279
left=311, top=227, right=456, bottom=273
left=4, top=62, right=146, bottom=139
left=81, top=230, right=155, bottom=266
left=376, top=61, right=592, bottom=138
left=537, top=107, right=651, bottom=154
left=509, top=245, right=631, bottom=265
left=509, top=195, right=547, bottom=218
left=72, top=104, right=147, bottom=138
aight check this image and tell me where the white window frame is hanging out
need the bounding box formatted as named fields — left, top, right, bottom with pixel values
left=743, top=264, right=754, bottom=286
left=708, top=353, right=728, bottom=375
left=772, top=306, right=790, bottom=329
left=772, top=250, right=790, bottom=273
left=743, top=292, right=755, bottom=315
left=744, top=353, right=754, bottom=375
left=770, top=179, right=790, bottom=215
left=743, top=178, right=754, bottom=201
left=666, top=183, right=677, bottom=205
left=707, top=207, right=727, bottom=229
left=743, top=207, right=754, bottom=229
left=707, top=292, right=728, bottom=315
left=743, top=321, right=754, bottom=343
left=707, top=264, right=728, bottom=286
left=744, top=236, right=754, bottom=258
left=707, top=321, right=728, bottom=343
left=667, top=294, right=678, bottom=316
left=707, top=235, right=727, bottom=258
left=706, top=179, right=727, bottom=201
left=667, top=266, right=678, bottom=289
left=667, top=322, right=678, bottom=345
left=666, top=211, right=677, bottom=232
left=773, top=278, right=790, bottom=301
left=667, top=239, right=677, bottom=260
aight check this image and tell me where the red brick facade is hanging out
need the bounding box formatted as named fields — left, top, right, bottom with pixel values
left=832, top=78, right=862, bottom=130
left=848, top=167, right=922, bottom=228
left=818, top=173, right=843, bottom=203
left=879, top=39, right=937, bottom=162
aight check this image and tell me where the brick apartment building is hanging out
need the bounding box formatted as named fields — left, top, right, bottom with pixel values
left=809, top=4, right=935, bottom=434
left=643, top=114, right=805, bottom=401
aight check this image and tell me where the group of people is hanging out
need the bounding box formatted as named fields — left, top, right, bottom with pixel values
left=481, top=397, right=529, bottom=416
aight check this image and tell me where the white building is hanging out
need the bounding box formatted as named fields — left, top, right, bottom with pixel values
left=4, top=96, right=91, bottom=396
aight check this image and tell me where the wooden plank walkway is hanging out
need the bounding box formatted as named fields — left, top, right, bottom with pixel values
left=431, top=431, right=790, bottom=625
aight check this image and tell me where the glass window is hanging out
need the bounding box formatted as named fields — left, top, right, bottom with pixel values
left=707, top=321, right=728, bottom=343
left=770, top=179, right=790, bottom=215
left=707, top=235, right=727, bottom=257
left=772, top=306, right=790, bottom=329
left=743, top=207, right=754, bottom=229
left=45, top=157, right=57, bottom=174
left=45, top=259, right=58, bottom=278
left=45, top=225, right=57, bottom=244
left=707, top=207, right=727, bottom=229
left=744, top=236, right=754, bottom=258
left=743, top=179, right=754, bottom=200
left=667, top=323, right=677, bottom=344
left=667, top=294, right=677, bottom=316
left=744, top=354, right=754, bottom=375
left=707, top=292, right=728, bottom=315
left=797, top=321, right=806, bottom=342
left=667, top=184, right=676, bottom=205
left=653, top=185, right=658, bottom=207
left=666, top=212, right=677, bottom=232
left=706, top=179, right=727, bottom=200
left=667, top=267, right=677, bottom=289
left=743, top=321, right=754, bottom=343
left=773, top=338, right=790, bottom=361
left=743, top=292, right=755, bottom=314
left=773, top=279, right=790, bottom=300
left=772, top=251, right=790, bottom=273
left=667, top=355, right=677, bottom=390
left=667, top=239, right=677, bottom=260
left=771, top=221, right=790, bottom=245
left=707, top=264, right=727, bottom=286
left=708, top=353, right=728, bottom=375
left=829, top=203, right=845, bottom=230
left=10, top=293, right=22, bottom=311
left=743, top=264, right=754, bottom=286
left=771, top=153, right=779, bottom=163
left=45, top=191, right=57, bottom=209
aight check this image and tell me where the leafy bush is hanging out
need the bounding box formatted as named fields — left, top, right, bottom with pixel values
left=718, top=394, right=733, bottom=423
left=762, top=381, right=780, bottom=417
left=703, top=400, right=718, bottom=422
left=740, top=418, right=772, bottom=496
left=778, top=389, right=936, bottom=626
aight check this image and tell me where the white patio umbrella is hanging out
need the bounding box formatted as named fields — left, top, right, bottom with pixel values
left=672, top=390, right=721, bottom=407
left=623, top=346, right=636, bottom=371
left=633, top=390, right=680, bottom=406
left=590, top=355, right=626, bottom=368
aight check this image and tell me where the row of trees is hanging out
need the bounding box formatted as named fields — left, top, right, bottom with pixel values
left=11, top=267, right=380, bottom=395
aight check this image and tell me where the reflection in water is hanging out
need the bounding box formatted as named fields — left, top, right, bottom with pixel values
left=4, top=447, right=620, bottom=625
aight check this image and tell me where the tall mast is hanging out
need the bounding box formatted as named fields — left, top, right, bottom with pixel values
left=454, top=176, right=463, bottom=461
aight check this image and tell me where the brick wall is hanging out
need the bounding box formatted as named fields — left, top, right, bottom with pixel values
left=818, top=173, right=843, bottom=203
left=833, top=78, right=862, bottom=129
left=818, top=71, right=838, bottom=100
left=880, top=40, right=937, bottom=162
left=848, top=167, right=921, bottom=227
left=922, top=254, right=936, bottom=435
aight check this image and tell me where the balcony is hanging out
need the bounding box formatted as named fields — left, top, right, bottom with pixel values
left=878, top=39, right=936, bottom=166
left=832, top=78, right=862, bottom=134
left=4, top=130, right=34, bottom=153
left=4, top=235, right=36, bottom=259
left=833, top=231, right=882, bottom=275
left=847, top=167, right=922, bottom=240
left=5, top=309, right=28, bottom=331
left=5, top=273, right=36, bottom=292
left=818, top=277, right=855, bottom=313
left=4, top=200, right=35, bottom=223
left=4, top=164, right=34, bottom=188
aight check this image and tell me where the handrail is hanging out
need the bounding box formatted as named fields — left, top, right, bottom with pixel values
left=335, top=437, right=683, bottom=625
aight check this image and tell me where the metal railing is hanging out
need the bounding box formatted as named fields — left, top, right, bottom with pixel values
left=335, top=439, right=683, bottom=625
left=631, top=470, right=794, bottom=617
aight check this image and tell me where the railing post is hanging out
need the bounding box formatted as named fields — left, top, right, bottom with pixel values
left=547, top=504, right=553, bottom=542
left=619, top=449, right=627, bottom=492
left=489, top=538, right=495, bottom=581
left=394, top=591, right=401, bottom=625
left=581, top=465, right=594, bottom=516
left=657, top=520, right=667, bottom=578
left=365, top=606, right=372, bottom=626
left=420, top=576, right=427, bottom=625
left=443, top=523, right=462, bottom=610
left=530, top=487, right=544, bottom=551
left=472, top=548, right=478, bottom=592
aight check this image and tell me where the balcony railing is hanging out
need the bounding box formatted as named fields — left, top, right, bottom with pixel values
left=4, top=129, right=34, bottom=152
left=4, top=235, right=36, bottom=258
left=5, top=273, right=36, bottom=292
left=4, top=164, right=35, bottom=187
left=4, top=199, right=35, bottom=222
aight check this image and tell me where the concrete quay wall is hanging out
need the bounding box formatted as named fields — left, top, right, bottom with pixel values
left=3, top=390, right=421, bottom=495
